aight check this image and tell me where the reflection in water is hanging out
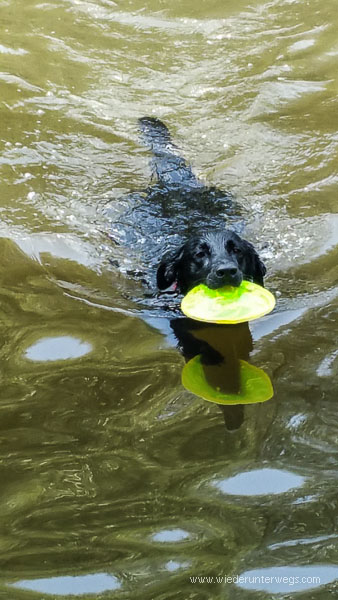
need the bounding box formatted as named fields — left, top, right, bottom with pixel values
left=173, top=317, right=273, bottom=429
left=165, top=560, right=191, bottom=572
left=317, top=350, right=338, bottom=377
left=25, top=336, right=92, bottom=361
left=152, top=528, right=191, bottom=543
left=182, top=357, right=273, bottom=405
left=235, top=565, right=338, bottom=594
left=268, top=533, right=338, bottom=550
left=214, top=468, right=305, bottom=496
left=10, top=573, right=121, bottom=595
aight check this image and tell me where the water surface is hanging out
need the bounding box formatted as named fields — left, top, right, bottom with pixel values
left=0, top=0, right=337, bottom=598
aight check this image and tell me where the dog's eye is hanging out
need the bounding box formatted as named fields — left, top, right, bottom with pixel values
left=227, top=240, right=242, bottom=255
left=195, top=244, right=209, bottom=259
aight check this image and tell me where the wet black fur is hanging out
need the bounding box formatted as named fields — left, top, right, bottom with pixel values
left=138, top=117, right=266, bottom=294
left=157, top=230, right=266, bottom=294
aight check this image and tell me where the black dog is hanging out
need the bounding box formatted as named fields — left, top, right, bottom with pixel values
left=137, top=117, right=266, bottom=295
left=108, top=118, right=269, bottom=430
left=107, top=118, right=266, bottom=297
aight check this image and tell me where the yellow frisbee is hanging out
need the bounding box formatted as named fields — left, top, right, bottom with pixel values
left=182, top=357, right=273, bottom=405
left=181, top=280, right=275, bottom=324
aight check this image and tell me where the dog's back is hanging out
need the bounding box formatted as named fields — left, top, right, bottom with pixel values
left=138, top=117, right=203, bottom=189
left=107, top=118, right=256, bottom=292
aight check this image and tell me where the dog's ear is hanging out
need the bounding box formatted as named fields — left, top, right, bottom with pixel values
left=252, top=252, right=266, bottom=286
left=157, top=246, right=184, bottom=290
left=242, top=241, right=266, bottom=286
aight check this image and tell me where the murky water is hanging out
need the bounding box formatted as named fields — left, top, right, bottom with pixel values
left=0, top=0, right=337, bottom=598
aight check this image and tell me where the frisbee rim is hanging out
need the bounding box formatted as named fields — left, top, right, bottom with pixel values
left=181, top=280, right=275, bottom=324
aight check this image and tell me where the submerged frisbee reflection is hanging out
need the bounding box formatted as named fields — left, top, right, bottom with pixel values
left=182, top=357, right=273, bottom=405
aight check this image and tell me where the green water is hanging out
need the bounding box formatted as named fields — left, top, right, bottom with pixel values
left=0, top=0, right=337, bottom=598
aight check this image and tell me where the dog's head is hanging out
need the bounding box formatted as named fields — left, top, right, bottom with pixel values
left=157, top=230, right=266, bottom=294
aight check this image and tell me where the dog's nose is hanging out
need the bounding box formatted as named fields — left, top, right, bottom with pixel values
left=216, top=266, right=238, bottom=279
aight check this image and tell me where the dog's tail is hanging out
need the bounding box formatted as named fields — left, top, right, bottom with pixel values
left=138, top=117, right=202, bottom=188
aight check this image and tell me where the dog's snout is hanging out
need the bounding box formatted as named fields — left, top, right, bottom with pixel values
left=207, top=262, right=242, bottom=289
left=216, top=265, right=238, bottom=279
